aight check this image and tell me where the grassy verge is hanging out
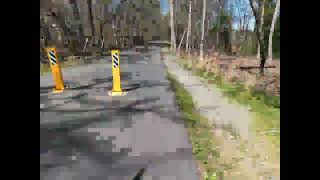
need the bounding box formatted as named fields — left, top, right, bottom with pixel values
left=175, top=56, right=280, bottom=149
left=167, top=72, right=225, bottom=180
left=40, top=58, right=86, bottom=75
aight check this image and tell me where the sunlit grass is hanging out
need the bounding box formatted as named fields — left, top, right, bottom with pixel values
left=174, top=57, right=280, bottom=149
left=167, top=72, right=226, bottom=180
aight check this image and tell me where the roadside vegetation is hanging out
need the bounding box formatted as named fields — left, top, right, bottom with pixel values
left=167, top=72, right=230, bottom=180
left=175, top=56, right=280, bottom=150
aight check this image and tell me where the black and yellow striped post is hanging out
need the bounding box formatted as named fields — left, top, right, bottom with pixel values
left=108, top=49, right=126, bottom=96
left=45, top=47, right=65, bottom=94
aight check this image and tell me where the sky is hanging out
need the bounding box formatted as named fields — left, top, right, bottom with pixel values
left=160, top=0, right=169, bottom=15
left=232, top=18, right=255, bottom=31
left=108, top=0, right=256, bottom=31
left=109, top=0, right=169, bottom=15
left=160, top=0, right=255, bottom=31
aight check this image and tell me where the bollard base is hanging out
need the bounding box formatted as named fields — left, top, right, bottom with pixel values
left=108, top=91, right=127, bottom=96
left=52, top=89, right=64, bottom=94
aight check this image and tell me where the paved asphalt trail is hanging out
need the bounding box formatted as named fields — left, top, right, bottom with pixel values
left=40, top=47, right=201, bottom=180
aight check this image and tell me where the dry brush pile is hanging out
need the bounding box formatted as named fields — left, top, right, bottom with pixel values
left=177, top=51, right=280, bottom=96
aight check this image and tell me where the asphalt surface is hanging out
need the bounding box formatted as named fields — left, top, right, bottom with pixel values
left=40, top=47, right=201, bottom=180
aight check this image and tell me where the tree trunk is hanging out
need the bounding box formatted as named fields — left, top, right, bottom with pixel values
left=216, top=30, right=219, bottom=51
left=72, top=0, right=84, bottom=47
left=100, top=4, right=105, bottom=53
left=199, top=0, right=206, bottom=61
left=99, top=23, right=103, bottom=52
left=255, top=0, right=266, bottom=60
left=258, top=0, right=266, bottom=74
left=186, top=0, right=192, bottom=52
left=83, top=37, right=89, bottom=52
left=169, top=0, right=176, bottom=51
left=175, top=0, right=178, bottom=44
left=244, top=19, right=248, bottom=41
left=257, top=41, right=260, bottom=58
left=249, top=0, right=267, bottom=75
left=268, top=0, right=280, bottom=62
left=239, top=18, right=243, bottom=42
left=216, top=6, right=221, bottom=51
left=178, top=28, right=187, bottom=55
left=87, top=0, right=95, bottom=46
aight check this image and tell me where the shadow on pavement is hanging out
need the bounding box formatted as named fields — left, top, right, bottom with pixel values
left=122, top=81, right=171, bottom=92
left=41, top=78, right=184, bottom=126
left=40, top=85, right=56, bottom=94
left=40, top=97, right=161, bottom=128
left=40, top=95, right=190, bottom=178
left=41, top=74, right=171, bottom=96
left=123, top=83, right=141, bottom=92
left=132, top=168, right=145, bottom=180
left=40, top=122, right=132, bottom=172
left=40, top=96, right=161, bottom=113
left=40, top=72, right=133, bottom=94
left=41, top=95, right=186, bottom=134
left=40, top=97, right=162, bottom=175
left=40, top=92, right=88, bottom=111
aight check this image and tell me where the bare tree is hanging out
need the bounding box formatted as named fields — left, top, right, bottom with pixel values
left=249, top=0, right=267, bottom=74
left=87, top=0, right=95, bottom=45
left=178, top=27, right=188, bottom=55
left=175, top=0, right=179, bottom=43
left=83, top=37, right=89, bottom=52
left=169, top=0, right=176, bottom=51
left=267, top=0, right=280, bottom=62
left=217, top=6, right=221, bottom=51
left=233, top=0, right=251, bottom=44
left=255, top=1, right=265, bottom=59
left=243, top=13, right=249, bottom=41
left=186, top=0, right=192, bottom=52
left=98, top=1, right=105, bottom=52
left=199, top=0, right=206, bottom=60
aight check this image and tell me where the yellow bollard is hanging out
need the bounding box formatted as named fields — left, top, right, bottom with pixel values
left=108, top=49, right=126, bottom=96
left=46, top=47, right=65, bottom=94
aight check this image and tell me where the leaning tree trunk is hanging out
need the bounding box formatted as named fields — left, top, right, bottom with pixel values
left=178, top=27, right=187, bottom=55
left=169, top=0, right=176, bottom=51
left=199, top=0, right=206, bottom=61
left=186, top=0, right=192, bottom=52
left=268, top=0, right=280, bottom=62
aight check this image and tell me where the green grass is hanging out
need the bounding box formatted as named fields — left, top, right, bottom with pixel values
left=167, top=72, right=227, bottom=180
left=40, top=58, right=86, bottom=75
left=175, top=57, right=280, bottom=149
